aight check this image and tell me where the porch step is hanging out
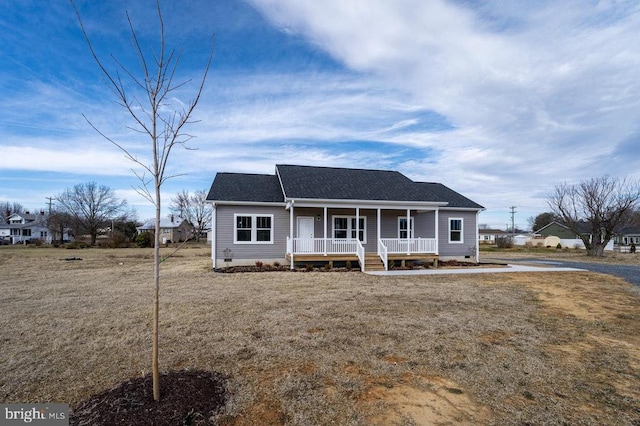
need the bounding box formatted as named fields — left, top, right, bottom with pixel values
left=364, top=254, right=385, bottom=271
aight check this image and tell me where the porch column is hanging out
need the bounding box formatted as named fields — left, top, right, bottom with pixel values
left=377, top=208, right=381, bottom=255
left=324, top=207, right=328, bottom=256
left=356, top=207, right=360, bottom=243
left=289, top=202, right=294, bottom=270
left=406, top=208, right=411, bottom=255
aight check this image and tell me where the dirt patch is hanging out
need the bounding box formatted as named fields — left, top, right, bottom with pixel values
left=363, top=376, right=491, bottom=425
left=70, top=370, right=227, bottom=425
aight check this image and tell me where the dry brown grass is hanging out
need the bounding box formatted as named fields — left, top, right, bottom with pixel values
left=1, top=246, right=639, bottom=425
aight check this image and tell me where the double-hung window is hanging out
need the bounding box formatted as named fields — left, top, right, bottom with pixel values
left=449, top=218, right=463, bottom=243
left=333, top=216, right=366, bottom=242
left=234, top=214, right=273, bottom=244
left=398, top=217, right=414, bottom=239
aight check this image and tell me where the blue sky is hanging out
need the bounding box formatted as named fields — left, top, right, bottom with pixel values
left=1, top=0, right=639, bottom=229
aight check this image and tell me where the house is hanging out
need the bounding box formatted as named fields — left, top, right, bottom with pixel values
left=478, top=228, right=508, bottom=244
left=533, top=221, right=614, bottom=250
left=0, top=211, right=51, bottom=244
left=615, top=226, right=640, bottom=248
left=206, top=164, right=485, bottom=271
left=137, top=216, right=193, bottom=243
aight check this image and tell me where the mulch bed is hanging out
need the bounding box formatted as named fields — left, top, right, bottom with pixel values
left=70, top=370, right=227, bottom=426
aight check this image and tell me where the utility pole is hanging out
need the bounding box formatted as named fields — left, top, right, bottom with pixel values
left=46, top=197, right=55, bottom=215
left=509, top=206, right=517, bottom=235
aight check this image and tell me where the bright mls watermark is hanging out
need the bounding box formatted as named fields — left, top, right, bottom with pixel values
left=1, top=404, right=68, bottom=425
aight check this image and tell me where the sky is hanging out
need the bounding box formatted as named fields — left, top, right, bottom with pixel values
left=1, top=0, right=639, bottom=229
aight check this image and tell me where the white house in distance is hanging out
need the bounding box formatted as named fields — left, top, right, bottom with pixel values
left=206, top=164, right=485, bottom=271
left=0, top=212, right=50, bottom=244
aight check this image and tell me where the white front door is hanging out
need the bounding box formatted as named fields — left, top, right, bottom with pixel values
left=297, top=217, right=315, bottom=253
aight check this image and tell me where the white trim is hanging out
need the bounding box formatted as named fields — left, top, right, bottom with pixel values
left=285, top=197, right=447, bottom=209
left=448, top=217, right=464, bottom=244
left=233, top=213, right=274, bottom=244
left=211, top=204, right=217, bottom=269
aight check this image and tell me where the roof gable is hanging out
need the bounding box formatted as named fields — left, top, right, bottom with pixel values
left=207, top=172, right=284, bottom=203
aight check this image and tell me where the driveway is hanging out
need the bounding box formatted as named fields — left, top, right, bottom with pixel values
left=489, top=257, right=640, bottom=287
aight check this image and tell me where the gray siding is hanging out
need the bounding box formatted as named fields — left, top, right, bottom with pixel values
left=438, top=210, right=478, bottom=257
left=215, top=205, right=289, bottom=261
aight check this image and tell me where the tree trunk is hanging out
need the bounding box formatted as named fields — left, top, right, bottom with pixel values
left=152, top=183, right=161, bottom=401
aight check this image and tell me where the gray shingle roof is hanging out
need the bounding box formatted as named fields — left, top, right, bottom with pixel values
left=206, top=164, right=483, bottom=209
left=206, top=172, right=284, bottom=203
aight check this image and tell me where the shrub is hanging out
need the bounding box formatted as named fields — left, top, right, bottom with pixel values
left=135, top=232, right=152, bottom=248
left=273, top=261, right=281, bottom=268
left=496, top=235, right=514, bottom=249
left=345, top=260, right=352, bottom=270
left=255, top=260, right=263, bottom=269
left=631, top=243, right=636, bottom=253
left=66, top=241, right=89, bottom=249
left=556, top=243, right=562, bottom=249
left=305, top=263, right=314, bottom=272
left=406, top=261, right=414, bottom=269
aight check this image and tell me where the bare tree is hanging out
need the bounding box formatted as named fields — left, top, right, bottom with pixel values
left=71, top=0, right=214, bottom=401
left=47, top=210, right=74, bottom=245
left=548, top=176, right=640, bottom=257
left=56, top=182, right=129, bottom=245
left=0, top=201, right=25, bottom=219
left=170, top=189, right=211, bottom=242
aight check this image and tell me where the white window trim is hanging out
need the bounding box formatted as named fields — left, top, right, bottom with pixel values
left=233, top=213, right=274, bottom=244
left=332, top=215, right=367, bottom=243
left=397, top=217, right=414, bottom=239
left=448, top=217, right=464, bottom=244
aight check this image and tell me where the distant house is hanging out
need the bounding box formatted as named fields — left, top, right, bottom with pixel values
left=615, top=226, right=640, bottom=247
left=137, top=216, right=193, bottom=243
left=206, top=164, right=485, bottom=271
left=533, top=221, right=613, bottom=250
left=0, top=212, right=51, bottom=244
left=478, top=228, right=508, bottom=244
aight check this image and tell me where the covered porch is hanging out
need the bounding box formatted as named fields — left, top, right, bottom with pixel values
left=284, top=201, right=444, bottom=271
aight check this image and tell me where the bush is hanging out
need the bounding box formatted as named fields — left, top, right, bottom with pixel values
left=255, top=260, right=263, bottom=269
left=305, top=263, right=314, bottom=272
left=66, top=241, right=89, bottom=249
left=135, top=232, right=152, bottom=248
left=496, top=235, right=514, bottom=249
left=345, top=260, right=352, bottom=270
left=631, top=243, right=637, bottom=253
left=556, top=243, right=562, bottom=249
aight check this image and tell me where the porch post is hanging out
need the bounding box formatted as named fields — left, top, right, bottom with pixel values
left=324, top=207, right=328, bottom=256
left=289, top=202, right=294, bottom=270
left=377, top=208, right=381, bottom=255
left=356, top=207, right=360, bottom=243
left=406, top=208, right=411, bottom=255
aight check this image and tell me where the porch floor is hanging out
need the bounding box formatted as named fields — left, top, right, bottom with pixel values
left=286, top=253, right=439, bottom=270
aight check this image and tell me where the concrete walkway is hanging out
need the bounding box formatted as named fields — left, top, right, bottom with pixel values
left=366, top=263, right=586, bottom=276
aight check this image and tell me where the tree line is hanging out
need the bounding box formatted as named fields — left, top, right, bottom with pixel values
left=2, top=183, right=211, bottom=246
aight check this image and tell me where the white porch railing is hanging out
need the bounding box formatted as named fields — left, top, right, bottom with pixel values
left=355, top=240, right=365, bottom=272
left=377, top=239, right=388, bottom=271
left=380, top=238, right=437, bottom=254
left=287, top=238, right=361, bottom=255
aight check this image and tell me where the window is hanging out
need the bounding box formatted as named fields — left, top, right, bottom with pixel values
left=333, top=216, right=366, bottom=242
left=234, top=214, right=273, bottom=244
left=449, top=218, right=463, bottom=243
left=398, top=217, right=414, bottom=239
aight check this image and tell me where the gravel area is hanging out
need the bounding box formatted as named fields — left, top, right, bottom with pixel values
left=492, top=258, right=640, bottom=287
